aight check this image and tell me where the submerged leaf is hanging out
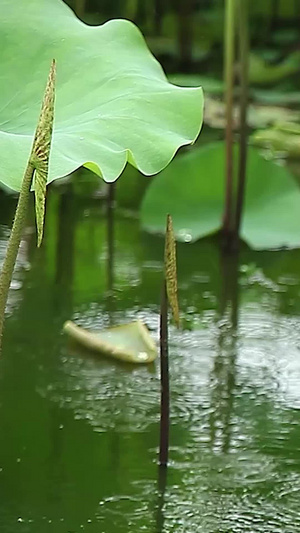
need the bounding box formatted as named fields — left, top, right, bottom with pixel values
left=252, top=128, right=300, bottom=158
left=248, top=51, right=300, bottom=85
left=252, top=89, right=300, bottom=106
left=31, top=60, right=56, bottom=247
left=0, top=0, right=203, bottom=192
left=204, top=96, right=300, bottom=130
left=164, top=215, right=180, bottom=328
left=141, top=142, right=300, bottom=250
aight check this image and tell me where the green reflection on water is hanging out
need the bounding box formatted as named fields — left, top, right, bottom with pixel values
left=1, top=185, right=300, bottom=532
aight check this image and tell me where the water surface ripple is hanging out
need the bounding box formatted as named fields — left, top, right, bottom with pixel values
left=1, top=193, right=300, bottom=532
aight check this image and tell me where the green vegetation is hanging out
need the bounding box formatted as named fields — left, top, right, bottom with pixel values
left=141, top=143, right=300, bottom=249
left=0, top=0, right=202, bottom=345
left=139, top=0, right=300, bottom=251
left=0, top=61, right=55, bottom=347
left=0, top=0, right=203, bottom=192
left=2, top=1, right=300, bottom=528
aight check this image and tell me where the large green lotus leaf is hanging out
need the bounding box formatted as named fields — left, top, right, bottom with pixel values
left=169, top=74, right=224, bottom=95
left=141, top=142, right=300, bottom=250
left=0, top=0, right=203, bottom=191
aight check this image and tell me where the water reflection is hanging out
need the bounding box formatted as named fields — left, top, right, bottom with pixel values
left=54, top=186, right=77, bottom=318
left=0, top=194, right=30, bottom=323
left=155, top=467, right=167, bottom=533
left=209, top=252, right=239, bottom=454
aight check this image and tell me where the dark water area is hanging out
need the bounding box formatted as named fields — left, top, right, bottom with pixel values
left=63, top=0, right=300, bottom=74
left=1, top=185, right=300, bottom=532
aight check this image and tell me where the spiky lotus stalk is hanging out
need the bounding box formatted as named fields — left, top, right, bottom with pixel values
left=32, top=60, right=56, bottom=247
left=164, top=215, right=180, bottom=328
left=159, top=214, right=180, bottom=467
left=0, top=60, right=55, bottom=349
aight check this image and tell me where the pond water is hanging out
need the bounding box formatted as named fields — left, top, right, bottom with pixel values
left=1, top=185, right=300, bottom=532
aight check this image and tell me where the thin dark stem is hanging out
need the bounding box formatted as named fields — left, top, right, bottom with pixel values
left=75, top=0, right=85, bottom=19
left=106, top=183, right=115, bottom=323
left=271, top=0, right=279, bottom=31
left=159, top=279, right=169, bottom=468
left=107, top=183, right=115, bottom=294
left=154, top=0, right=165, bottom=35
left=222, top=0, right=236, bottom=238
left=0, top=163, right=35, bottom=348
left=296, top=0, right=300, bottom=20
left=234, top=0, right=249, bottom=245
left=177, top=0, right=194, bottom=71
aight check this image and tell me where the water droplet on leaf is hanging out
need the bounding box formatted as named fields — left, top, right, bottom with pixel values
left=137, top=351, right=148, bottom=361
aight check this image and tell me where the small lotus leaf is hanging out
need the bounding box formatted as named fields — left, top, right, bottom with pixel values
left=141, top=142, right=300, bottom=250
